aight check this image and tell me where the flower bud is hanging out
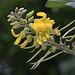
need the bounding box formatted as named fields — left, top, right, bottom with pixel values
left=19, top=8, right=24, bottom=12
left=37, top=38, right=42, bottom=45
left=27, top=35, right=32, bottom=43
left=26, top=10, right=34, bottom=19
left=45, top=33, right=50, bottom=39
left=28, top=16, right=34, bottom=23
left=10, top=16, right=16, bottom=20
left=51, top=46, right=56, bottom=53
left=10, top=11, right=15, bottom=15
left=20, top=40, right=28, bottom=48
left=54, top=28, right=61, bottom=36
left=10, top=21, right=19, bottom=25
left=17, top=12, right=22, bottom=16
left=34, top=42, right=40, bottom=48
left=34, top=19, right=38, bottom=22
left=14, top=36, right=21, bottom=45
left=23, top=19, right=27, bottom=24
left=15, top=7, right=18, bottom=13
left=24, top=27, right=29, bottom=32
left=8, top=19, right=11, bottom=22
left=29, top=23, right=33, bottom=28
left=43, top=37, right=47, bottom=42
left=49, top=20, right=55, bottom=25
left=22, top=9, right=27, bottom=14
left=12, top=25, right=20, bottom=29
left=7, top=15, right=11, bottom=18
left=20, top=30, right=26, bottom=38
left=67, top=45, right=70, bottom=48
left=42, top=43, right=47, bottom=50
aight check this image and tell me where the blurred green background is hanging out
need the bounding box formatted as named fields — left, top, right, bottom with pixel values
left=0, top=0, right=75, bottom=75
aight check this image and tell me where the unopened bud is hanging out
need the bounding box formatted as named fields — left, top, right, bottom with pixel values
left=49, top=20, right=55, bottom=25
left=7, top=15, right=11, bottom=17
left=28, top=16, right=34, bottom=22
left=19, top=8, right=24, bottom=12
left=20, top=30, right=26, bottom=38
left=34, top=42, right=40, bottom=48
left=10, top=16, right=16, bottom=20
left=67, top=45, right=70, bottom=48
left=34, top=19, right=38, bottom=22
left=42, top=43, right=47, bottom=50
left=43, top=37, right=47, bottom=42
left=17, top=12, right=22, bottom=16
left=37, top=38, right=42, bottom=45
left=10, top=11, right=15, bottom=15
left=22, top=9, right=27, bottom=14
left=54, top=28, right=61, bottom=36
left=23, top=19, right=27, bottom=24
left=45, top=33, right=50, bottom=39
left=15, top=7, right=18, bottom=13
left=10, top=21, right=19, bottom=25
left=27, top=35, right=32, bottom=43
left=20, top=40, right=28, bottom=48
left=26, top=10, right=34, bottom=19
left=12, top=25, right=20, bottom=29
left=51, top=46, right=56, bottom=53
left=8, top=19, right=11, bottom=22
left=24, top=27, right=29, bottom=32
left=29, top=23, right=33, bottom=28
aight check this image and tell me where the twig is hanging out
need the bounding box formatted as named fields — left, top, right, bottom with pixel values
left=42, top=51, right=62, bottom=62
left=48, top=40, right=75, bottom=55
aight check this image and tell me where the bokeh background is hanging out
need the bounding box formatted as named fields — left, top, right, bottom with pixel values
left=0, top=0, right=75, bottom=75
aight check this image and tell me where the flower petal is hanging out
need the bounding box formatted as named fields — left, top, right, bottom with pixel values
left=37, top=12, right=46, bottom=19
left=14, top=35, right=21, bottom=45
left=44, top=17, right=50, bottom=23
left=20, top=40, right=28, bottom=48
left=43, top=37, right=47, bottom=42
left=37, top=38, right=42, bottom=45
left=45, top=33, right=50, bottom=39
left=32, top=21, right=46, bottom=32
left=11, top=29, right=20, bottom=37
left=45, top=23, right=52, bottom=31
left=49, top=20, right=55, bottom=25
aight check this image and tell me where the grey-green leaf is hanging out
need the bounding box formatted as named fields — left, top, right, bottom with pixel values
left=65, top=2, right=75, bottom=8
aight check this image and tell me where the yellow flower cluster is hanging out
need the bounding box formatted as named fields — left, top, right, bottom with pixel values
left=32, top=12, right=55, bottom=32
left=32, top=12, right=55, bottom=45
left=9, top=12, right=56, bottom=49
left=8, top=7, right=57, bottom=49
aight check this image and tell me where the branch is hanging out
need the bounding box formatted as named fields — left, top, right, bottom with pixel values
left=48, top=40, right=75, bottom=55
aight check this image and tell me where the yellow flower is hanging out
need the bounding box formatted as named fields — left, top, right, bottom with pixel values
left=11, top=29, right=26, bottom=45
left=32, top=12, right=55, bottom=45
left=32, top=12, right=55, bottom=32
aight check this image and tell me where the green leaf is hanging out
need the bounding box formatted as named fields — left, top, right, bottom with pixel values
left=46, top=0, right=69, bottom=8
left=46, top=0, right=75, bottom=8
